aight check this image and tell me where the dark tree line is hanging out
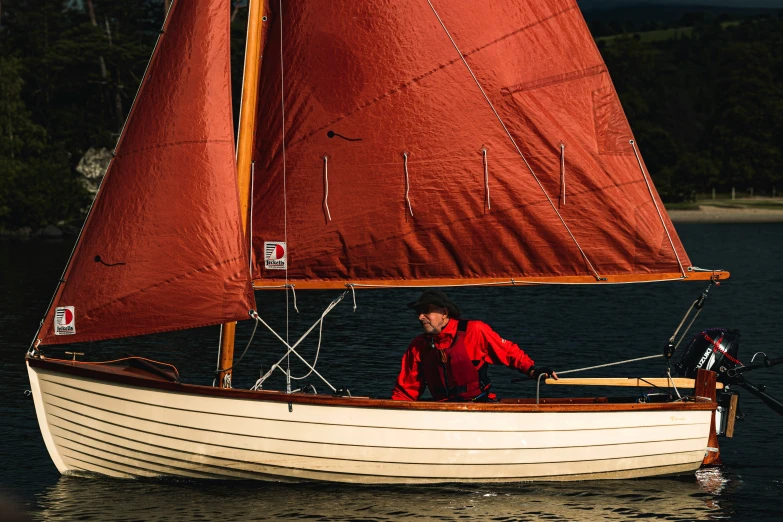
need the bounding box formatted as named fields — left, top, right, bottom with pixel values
left=1, top=2, right=781, bottom=230
left=0, top=0, right=248, bottom=231
left=599, top=14, right=783, bottom=199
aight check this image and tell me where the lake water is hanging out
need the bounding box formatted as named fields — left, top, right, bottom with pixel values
left=1, top=223, right=781, bottom=521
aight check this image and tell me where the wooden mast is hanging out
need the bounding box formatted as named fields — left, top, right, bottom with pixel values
left=217, top=0, right=268, bottom=388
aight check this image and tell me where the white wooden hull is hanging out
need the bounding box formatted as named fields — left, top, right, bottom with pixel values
left=27, top=361, right=713, bottom=483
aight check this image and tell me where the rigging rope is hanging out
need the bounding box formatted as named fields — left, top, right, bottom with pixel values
left=249, top=161, right=256, bottom=272
left=348, top=284, right=357, bottom=312
left=250, top=292, right=347, bottom=392
left=536, top=354, right=666, bottom=404
left=323, top=156, right=332, bottom=221
left=630, top=140, right=686, bottom=278
left=214, top=313, right=261, bottom=374
left=426, top=0, right=604, bottom=281
left=403, top=152, right=414, bottom=217
left=277, top=0, right=292, bottom=393
left=482, top=147, right=491, bottom=210
left=560, top=143, right=566, bottom=206
left=286, top=283, right=299, bottom=313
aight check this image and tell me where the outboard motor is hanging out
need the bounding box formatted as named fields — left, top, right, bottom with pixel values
left=676, top=328, right=741, bottom=383
left=676, top=328, right=783, bottom=425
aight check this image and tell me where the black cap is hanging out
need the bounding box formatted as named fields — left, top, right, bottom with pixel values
left=407, top=290, right=461, bottom=318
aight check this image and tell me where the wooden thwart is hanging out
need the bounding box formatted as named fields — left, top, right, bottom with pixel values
left=544, top=377, right=724, bottom=389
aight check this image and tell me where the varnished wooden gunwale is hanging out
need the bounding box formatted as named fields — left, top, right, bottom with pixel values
left=27, top=357, right=715, bottom=413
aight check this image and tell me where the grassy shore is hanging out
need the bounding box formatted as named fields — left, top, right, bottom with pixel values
left=665, top=198, right=783, bottom=223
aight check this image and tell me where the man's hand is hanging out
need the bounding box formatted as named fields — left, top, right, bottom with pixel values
left=528, top=365, right=558, bottom=380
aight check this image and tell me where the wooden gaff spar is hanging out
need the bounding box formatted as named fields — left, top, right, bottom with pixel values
left=26, top=0, right=738, bottom=483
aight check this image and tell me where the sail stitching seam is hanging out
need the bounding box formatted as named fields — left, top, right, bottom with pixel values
left=114, top=139, right=234, bottom=158
left=68, top=255, right=247, bottom=319
left=502, top=64, right=606, bottom=96
left=426, top=0, right=603, bottom=281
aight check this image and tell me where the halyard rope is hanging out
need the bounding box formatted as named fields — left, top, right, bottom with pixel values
left=426, top=0, right=603, bottom=281
left=278, top=0, right=293, bottom=392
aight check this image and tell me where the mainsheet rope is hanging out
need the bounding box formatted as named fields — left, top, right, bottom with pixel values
left=535, top=353, right=670, bottom=404
left=426, top=0, right=603, bottom=281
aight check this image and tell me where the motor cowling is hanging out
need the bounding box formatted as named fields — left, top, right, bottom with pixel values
left=676, top=328, right=741, bottom=384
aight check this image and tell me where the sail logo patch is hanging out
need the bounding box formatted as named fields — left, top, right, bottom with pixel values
left=54, top=306, right=76, bottom=335
left=264, top=241, right=287, bottom=270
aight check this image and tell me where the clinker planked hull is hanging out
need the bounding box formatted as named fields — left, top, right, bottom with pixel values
left=27, top=358, right=714, bottom=483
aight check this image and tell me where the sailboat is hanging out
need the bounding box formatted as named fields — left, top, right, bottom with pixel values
left=26, top=0, right=734, bottom=482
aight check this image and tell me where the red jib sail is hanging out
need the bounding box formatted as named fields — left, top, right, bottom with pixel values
left=250, top=0, right=705, bottom=288
left=38, top=0, right=255, bottom=345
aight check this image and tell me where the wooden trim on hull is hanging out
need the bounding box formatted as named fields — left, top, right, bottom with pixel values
left=27, top=357, right=715, bottom=413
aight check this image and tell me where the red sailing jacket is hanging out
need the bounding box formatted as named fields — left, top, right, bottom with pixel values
left=391, top=318, right=535, bottom=401
left=419, top=320, right=483, bottom=401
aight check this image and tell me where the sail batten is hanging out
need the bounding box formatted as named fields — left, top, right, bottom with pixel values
left=38, top=0, right=255, bottom=346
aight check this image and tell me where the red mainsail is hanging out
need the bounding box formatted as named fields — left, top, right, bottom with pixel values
left=251, top=0, right=701, bottom=288
left=38, top=0, right=255, bottom=345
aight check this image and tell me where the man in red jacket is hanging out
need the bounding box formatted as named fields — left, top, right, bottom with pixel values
left=392, top=290, right=557, bottom=401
